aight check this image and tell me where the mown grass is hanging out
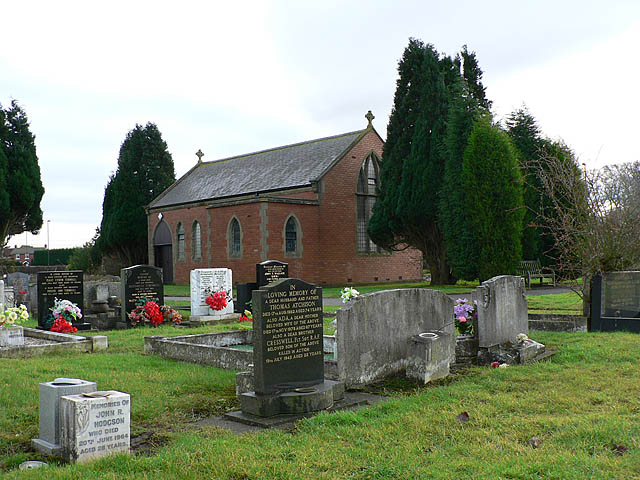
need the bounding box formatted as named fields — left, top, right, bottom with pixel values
left=0, top=329, right=638, bottom=478
left=527, top=291, right=583, bottom=315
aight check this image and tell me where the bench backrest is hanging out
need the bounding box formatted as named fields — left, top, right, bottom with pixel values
left=517, top=260, right=542, bottom=275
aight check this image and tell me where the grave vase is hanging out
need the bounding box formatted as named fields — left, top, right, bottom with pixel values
left=0, top=325, right=25, bottom=347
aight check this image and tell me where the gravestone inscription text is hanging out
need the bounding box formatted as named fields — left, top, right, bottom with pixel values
left=253, top=278, right=323, bottom=394
left=37, top=271, right=83, bottom=327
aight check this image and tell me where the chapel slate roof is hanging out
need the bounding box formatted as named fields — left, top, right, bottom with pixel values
left=149, top=129, right=367, bottom=209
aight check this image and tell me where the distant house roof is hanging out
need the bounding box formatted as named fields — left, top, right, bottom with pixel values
left=149, top=128, right=371, bottom=210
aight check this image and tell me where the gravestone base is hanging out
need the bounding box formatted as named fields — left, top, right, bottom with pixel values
left=189, top=312, right=241, bottom=326
left=31, top=438, right=62, bottom=456
left=477, top=340, right=548, bottom=365
left=73, top=323, right=92, bottom=331
left=85, top=313, right=117, bottom=330
left=238, top=380, right=344, bottom=418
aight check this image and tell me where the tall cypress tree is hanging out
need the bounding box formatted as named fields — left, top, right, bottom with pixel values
left=440, top=80, right=481, bottom=280
left=0, top=101, right=44, bottom=248
left=461, top=117, right=524, bottom=282
left=99, top=123, right=176, bottom=265
left=368, top=40, right=456, bottom=284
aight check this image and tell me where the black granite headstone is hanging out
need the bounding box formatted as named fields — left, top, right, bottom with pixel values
left=120, top=265, right=164, bottom=324
left=256, top=260, right=289, bottom=288
left=37, top=271, right=88, bottom=329
left=252, top=278, right=323, bottom=394
left=590, top=271, right=640, bottom=332
left=235, top=282, right=257, bottom=313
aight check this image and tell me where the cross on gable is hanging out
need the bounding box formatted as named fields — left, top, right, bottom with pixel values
left=196, top=149, right=204, bottom=162
left=365, top=110, right=374, bottom=127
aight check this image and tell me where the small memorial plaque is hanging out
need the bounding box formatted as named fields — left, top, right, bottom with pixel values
left=252, top=278, right=323, bottom=394
left=190, top=268, right=233, bottom=316
left=120, top=265, right=164, bottom=324
left=256, top=260, right=289, bottom=288
left=60, top=391, right=130, bottom=463
left=37, top=271, right=83, bottom=328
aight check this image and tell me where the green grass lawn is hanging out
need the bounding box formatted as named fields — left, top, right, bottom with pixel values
left=0, top=325, right=638, bottom=478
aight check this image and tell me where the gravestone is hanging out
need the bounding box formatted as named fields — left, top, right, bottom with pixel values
left=190, top=268, right=234, bottom=317
left=256, top=260, right=289, bottom=288
left=7, top=272, right=30, bottom=307
left=235, top=278, right=344, bottom=419
left=4, top=287, right=15, bottom=308
left=37, top=271, right=90, bottom=330
left=590, top=271, right=640, bottom=332
left=120, top=265, right=164, bottom=324
left=475, top=275, right=528, bottom=348
left=234, top=260, right=288, bottom=313
left=59, top=390, right=130, bottom=463
left=31, top=378, right=97, bottom=455
left=0, top=280, right=3, bottom=305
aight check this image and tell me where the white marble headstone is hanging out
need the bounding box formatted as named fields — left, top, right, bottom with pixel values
left=190, top=268, right=234, bottom=316
left=60, top=391, right=130, bottom=464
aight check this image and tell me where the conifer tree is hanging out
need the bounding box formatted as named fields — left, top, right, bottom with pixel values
left=99, top=123, right=176, bottom=265
left=0, top=101, right=44, bottom=248
left=461, top=117, right=524, bottom=282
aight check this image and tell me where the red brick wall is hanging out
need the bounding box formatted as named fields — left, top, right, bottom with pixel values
left=148, top=129, right=422, bottom=285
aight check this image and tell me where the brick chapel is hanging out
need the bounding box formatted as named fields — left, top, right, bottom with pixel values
left=146, top=112, right=422, bottom=285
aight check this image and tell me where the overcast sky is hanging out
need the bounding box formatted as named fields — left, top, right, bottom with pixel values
left=3, top=1, right=640, bottom=249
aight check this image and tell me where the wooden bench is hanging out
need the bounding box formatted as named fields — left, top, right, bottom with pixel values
left=517, top=260, right=556, bottom=288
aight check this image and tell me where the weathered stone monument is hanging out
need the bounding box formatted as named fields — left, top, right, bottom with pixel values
left=190, top=268, right=234, bottom=321
left=120, top=265, right=164, bottom=325
left=60, top=391, right=131, bottom=463
left=7, top=272, right=30, bottom=308
left=406, top=331, right=453, bottom=384
left=474, top=275, right=546, bottom=365
left=32, top=378, right=97, bottom=455
left=229, top=278, right=344, bottom=422
left=37, top=271, right=90, bottom=330
left=0, top=279, right=4, bottom=305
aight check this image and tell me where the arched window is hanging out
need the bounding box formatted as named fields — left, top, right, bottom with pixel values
left=192, top=220, right=202, bottom=260
left=356, top=152, right=382, bottom=253
left=176, top=223, right=185, bottom=261
left=228, top=217, right=242, bottom=257
left=283, top=215, right=302, bottom=256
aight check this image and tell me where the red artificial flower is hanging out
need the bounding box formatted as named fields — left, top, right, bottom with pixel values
left=239, top=314, right=252, bottom=322
left=490, top=361, right=500, bottom=368
left=144, top=301, right=164, bottom=326
left=205, top=291, right=227, bottom=311
left=50, top=317, right=78, bottom=334
left=18, top=290, right=26, bottom=295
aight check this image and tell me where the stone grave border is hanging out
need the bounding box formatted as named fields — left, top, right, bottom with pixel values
left=0, top=328, right=107, bottom=359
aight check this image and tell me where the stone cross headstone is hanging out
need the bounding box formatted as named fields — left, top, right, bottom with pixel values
left=256, top=260, right=289, bottom=288
left=475, top=275, right=528, bottom=348
left=37, top=271, right=85, bottom=329
left=31, top=378, right=97, bottom=455
left=190, top=268, right=233, bottom=316
left=252, top=278, right=323, bottom=394
left=7, top=272, right=30, bottom=308
left=59, top=390, right=130, bottom=463
left=120, top=265, right=164, bottom=324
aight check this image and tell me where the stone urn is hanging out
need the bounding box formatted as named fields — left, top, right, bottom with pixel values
left=91, top=300, right=110, bottom=314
